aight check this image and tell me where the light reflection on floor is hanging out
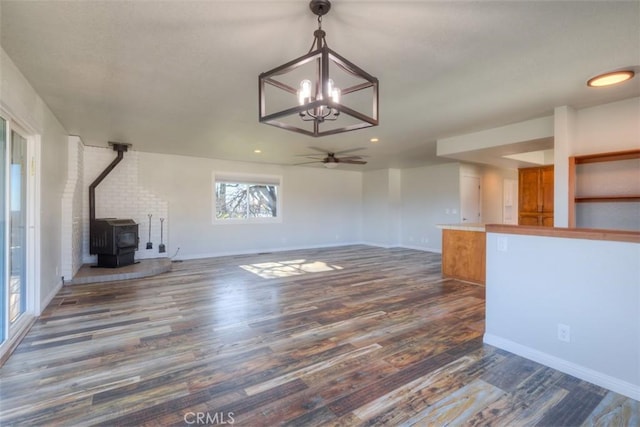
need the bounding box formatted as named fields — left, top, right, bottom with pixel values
left=239, top=259, right=343, bottom=279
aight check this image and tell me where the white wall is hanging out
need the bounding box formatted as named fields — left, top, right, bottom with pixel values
left=485, top=231, right=640, bottom=400
left=362, top=169, right=401, bottom=247
left=437, top=116, right=554, bottom=156
left=400, top=163, right=460, bottom=252
left=398, top=162, right=516, bottom=253
left=481, top=165, right=518, bottom=224
left=135, top=152, right=362, bottom=259
left=1, top=47, right=68, bottom=311
left=574, top=97, right=640, bottom=155
left=60, top=136, right=84, bottom=280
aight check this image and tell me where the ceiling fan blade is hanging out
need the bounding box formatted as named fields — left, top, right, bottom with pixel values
left=293, top=160, right=322, bottom=165
left=333, top=147, right=366, bottom=155
left=337, top=155, right=364, bottom=161
left=341, top=160, right=368, bottom=165
left=295, top=153, right=325, bottom=157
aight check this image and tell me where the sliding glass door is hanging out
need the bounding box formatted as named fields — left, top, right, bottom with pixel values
left=1, top=114, right=31, bottom=349
left=0, top=117, right=5, bottom=342
left=9, top=129, right=27, bottom=324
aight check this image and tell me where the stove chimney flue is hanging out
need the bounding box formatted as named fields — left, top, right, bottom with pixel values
left=89, top=142, right=131, bottom=223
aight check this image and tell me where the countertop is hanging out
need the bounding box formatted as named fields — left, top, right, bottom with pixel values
left=436, top=223, right=486, bottom=232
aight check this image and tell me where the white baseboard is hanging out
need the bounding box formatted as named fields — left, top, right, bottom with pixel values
left=483, top=333, right=640, bottom=401
left=399, top=244, right=442, bottom=254
left=40, top=279, right=63, bottom=315
left=359, top=241, right=393, bottom=249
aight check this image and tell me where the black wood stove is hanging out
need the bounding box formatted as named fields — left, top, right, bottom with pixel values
left=89, top=142, right=139, bottom=268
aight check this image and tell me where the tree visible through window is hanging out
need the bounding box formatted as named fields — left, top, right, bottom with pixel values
left=215, top=182, right=278, bottom=220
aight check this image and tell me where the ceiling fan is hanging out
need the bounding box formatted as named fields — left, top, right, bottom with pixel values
left=296, top=147, right=368, bottom=169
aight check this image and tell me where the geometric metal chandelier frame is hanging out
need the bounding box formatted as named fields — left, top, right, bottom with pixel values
left=258, top=0, right=379, bottom=137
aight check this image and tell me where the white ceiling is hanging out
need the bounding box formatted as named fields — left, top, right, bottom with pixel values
left=1, top=0, right=639, bottom=170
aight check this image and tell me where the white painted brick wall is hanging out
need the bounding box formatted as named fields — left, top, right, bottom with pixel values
left=82, top=146, right=169, bottom=264
left=60, top=136, right=84, bottom=280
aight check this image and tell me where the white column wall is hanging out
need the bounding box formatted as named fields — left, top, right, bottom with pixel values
left=553, top=105, right=576, bottom=227
left=485, top=231, right=640, bottom=400
left=60, top=136, right=84, bottom=280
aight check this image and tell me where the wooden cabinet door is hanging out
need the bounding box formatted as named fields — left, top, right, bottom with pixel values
left=541, top=166, right=554, bottom=214
left=519, top=168, right=541, bottom=213
left=518, top=165, right=554, bottom=227
left=541, top=215, right=554, bottom=227
left=519, top=214, right=540, bottom=226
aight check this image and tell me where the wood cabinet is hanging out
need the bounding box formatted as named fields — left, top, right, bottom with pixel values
left=441, top=228, right=485, bottom=285
left=568, top=149, right=640, bottom=229
left=518, top=165, right=554, bottom=227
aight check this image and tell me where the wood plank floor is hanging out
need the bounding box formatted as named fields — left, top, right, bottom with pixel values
left=1, top=245, right=638, bottom=426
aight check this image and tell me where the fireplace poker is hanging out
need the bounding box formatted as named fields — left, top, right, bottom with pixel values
left=146, top=214, right=153, bottom=249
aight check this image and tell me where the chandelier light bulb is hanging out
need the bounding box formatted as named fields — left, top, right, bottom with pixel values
left=332, top=87, right=341, bottom=103
left=298, top=79, right=312, bottom=105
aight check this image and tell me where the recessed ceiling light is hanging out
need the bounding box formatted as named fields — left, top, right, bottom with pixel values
left=370, top=138, right=379, bottom=143
left=254, top=149, right=262, bottom=154
left=587, top=70, right=635, bottom=87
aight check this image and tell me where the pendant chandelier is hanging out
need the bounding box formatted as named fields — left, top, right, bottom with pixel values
left=259, top=0, right=379, bottom=137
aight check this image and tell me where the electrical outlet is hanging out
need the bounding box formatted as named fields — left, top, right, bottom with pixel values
left=557, top=324, right=571, bottom=342
left=497, top=236, right=508, bottom=252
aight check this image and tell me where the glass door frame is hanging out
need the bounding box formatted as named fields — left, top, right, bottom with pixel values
left=0, top=108, right=39, bottom=358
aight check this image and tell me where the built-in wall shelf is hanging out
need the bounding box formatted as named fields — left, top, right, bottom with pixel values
left=575, top=195, right=640, bottom=203
left=572, top=149, right=640, bottom=164
left=569, top=149, right=640, bottom=229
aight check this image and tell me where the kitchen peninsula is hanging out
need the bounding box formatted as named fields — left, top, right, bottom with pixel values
left=437, top=223, right=486, bottom=285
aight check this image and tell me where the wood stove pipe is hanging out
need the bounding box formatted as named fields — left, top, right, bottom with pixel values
left=89, top=142, right=131, bottom=222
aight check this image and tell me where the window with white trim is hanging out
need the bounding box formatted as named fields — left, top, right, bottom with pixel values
left=214, top=173, right=281, bottom=222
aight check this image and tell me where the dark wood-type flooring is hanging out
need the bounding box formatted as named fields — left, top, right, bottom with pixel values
left=1, top=245, right=638, bottom=426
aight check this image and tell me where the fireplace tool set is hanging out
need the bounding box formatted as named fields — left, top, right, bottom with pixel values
left=145, top=214, right=166, bottom=253
left=146, top=214, right=153, bottom=249
left=159, top=218, right=166, bottom=253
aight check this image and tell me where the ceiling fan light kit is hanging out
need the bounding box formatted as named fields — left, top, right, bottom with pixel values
left=258, top=0, right=379, bottom=137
